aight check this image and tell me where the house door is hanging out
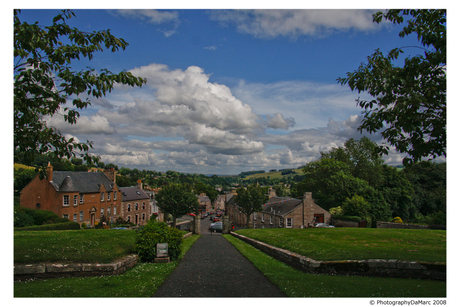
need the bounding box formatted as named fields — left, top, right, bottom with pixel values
left=90, top=206, right=97, bottom=226
left=314, top=214, right=324, bottom=224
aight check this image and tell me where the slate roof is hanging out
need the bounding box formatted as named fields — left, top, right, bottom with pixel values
left=50, top=171, right=116, bottom=193
left=261, top=197, right=303, bottom=216
left=119, top=186, right=149, bottom=202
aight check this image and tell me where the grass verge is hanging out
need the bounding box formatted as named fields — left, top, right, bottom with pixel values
left=236, top=228, right=446, bottom=262
left=14, top=230, right=138, bottom=264
left=223, top=234, right=446, bottom=297
left=14, top=234, right=201, bottom=297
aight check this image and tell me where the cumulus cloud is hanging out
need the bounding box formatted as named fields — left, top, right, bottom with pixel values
left=46, top=113, right=114, bottom=135
left=209, top=9, right=380, bottom=39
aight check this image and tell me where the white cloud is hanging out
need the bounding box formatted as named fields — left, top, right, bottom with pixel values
left=46, top=113, right=114, bottom=135
left=209, top=9, right=380, bottom=39
left=112, top=9, right=181, bottom=37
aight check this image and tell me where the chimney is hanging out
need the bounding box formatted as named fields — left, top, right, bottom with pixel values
left=47, top=162, right=53, bottom=182
left=137, top=179, right=143, bottom=190
left=303, top=192, right=314, bottom=228
left=104, top=168, right=116, bottom=183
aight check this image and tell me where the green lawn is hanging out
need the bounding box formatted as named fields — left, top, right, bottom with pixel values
left=236, top=228, right=446, bottom=263
left=14, top=234, right=201, bottom=297
left=224, top=235, right=446, bottom=297
left=14, top=229, right=138, bottom=264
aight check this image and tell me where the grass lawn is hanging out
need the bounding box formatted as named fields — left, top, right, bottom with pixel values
left=224, top=235, right=446, bottom=297
left=14, top=229, right=138, bottom=264
left=14, top=234, right=201, bottom=297
left=236, top=228, right=446, bottom=263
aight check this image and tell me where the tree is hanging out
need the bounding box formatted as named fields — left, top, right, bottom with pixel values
left=338, top=10, right=446, bottom=165
left=235, top=184, right=268, bottom=228
left=155, top=183, right=199, bottom=228
left=14, top=10, right=146, bottom=170
left=321, top=137, right=384, bottom=187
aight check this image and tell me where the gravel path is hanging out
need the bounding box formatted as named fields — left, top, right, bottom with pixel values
left=153, top=218, right=285, bottom=297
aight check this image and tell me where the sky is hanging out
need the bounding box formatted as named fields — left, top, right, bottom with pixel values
left=12, top=3, right=450, bottom=175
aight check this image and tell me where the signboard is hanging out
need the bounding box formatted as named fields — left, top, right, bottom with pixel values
left=156, top=243, right=168, bottom=258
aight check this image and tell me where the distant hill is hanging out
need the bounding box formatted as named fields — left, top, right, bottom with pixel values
left=242, top=168, right=303, bottom=180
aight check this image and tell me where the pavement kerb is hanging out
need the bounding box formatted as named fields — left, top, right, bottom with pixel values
left=229, top=232, right=446, bottom=281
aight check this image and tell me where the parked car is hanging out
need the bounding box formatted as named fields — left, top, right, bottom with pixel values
left=210, top=222, right=223, bottom=233
left=314, top=223, right=335, bottom=228
left=213, top=217, right=220, bottom=222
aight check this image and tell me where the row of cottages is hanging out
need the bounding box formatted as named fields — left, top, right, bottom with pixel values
left=227, top=189, right=331, bottom=229
left=20, top=163, right=160, bottom=227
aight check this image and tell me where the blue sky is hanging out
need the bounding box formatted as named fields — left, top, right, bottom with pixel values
left=13, top=4, right=449, bottom=175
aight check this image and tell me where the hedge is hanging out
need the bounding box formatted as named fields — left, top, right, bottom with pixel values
left=14, top=221, right=81, bottom=231
left=331, top=215, right=362, bottom=223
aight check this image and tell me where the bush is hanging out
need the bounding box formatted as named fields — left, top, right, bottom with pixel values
left=134, top=221, right=183, bottom=262
left=331, top=215, right=362, bottom=223
left=392, top=216, right=404, bottom=223
left=14, top=221, right=81, bottom=231
left=14, top=207, right=68, bottom=227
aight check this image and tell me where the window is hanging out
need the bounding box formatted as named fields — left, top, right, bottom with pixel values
left=279, top=218, right=282, bottom=227
left=80, top=211, right=84, bottom=221
left=261, top=214, right=265, bottom=223
left=101, top=208, right=104, bottom=216
left=114, top=206, right=117, bottom=215
left=63, top=195, right=70, bottom=206
left=127, top=216, right=131, bottom=222
left=127, top=204, right=131, bottom=212
left=114, top=191, right=117, bottom=200
left=286, top=218, right=292, bottom=228
left=63, top=214, right=69, bottom=219
left=269, top=215, right=273, bottom=224
left=142, top=213, right=145, bottom=221
left=101, top=192, right=104, bottom=201
left=73, top=214, right=77, bottom=222
left=107, top=207, right=111, bottom=216
left=142, top=202, right=145, bottom=210
left=107, top=192, right=111, bottom=201
left=73, top=195, right=78, bottom=206
left=80, top=194, right=84, bottom=203
left=135, top=203, right=139, bottom=211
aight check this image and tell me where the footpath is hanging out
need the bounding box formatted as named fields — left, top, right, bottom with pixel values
left=153, top=218, right=285, bottom=297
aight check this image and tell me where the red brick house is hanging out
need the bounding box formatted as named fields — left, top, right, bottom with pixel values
left=20, top=163, right=122, bottom=227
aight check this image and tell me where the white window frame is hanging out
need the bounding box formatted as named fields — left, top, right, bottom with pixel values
left=269, top=215, right=273, bottom=225
left=114, top=206, right=117, bottom=215
left=63, top=195, right=70, bottom=206
left=261, top=214, right=265, bottom=223
left=114, top=191, right=117, bottom=200
left=135, top=203, right=139, bottom=211
left=107, top=192, right=111, bottom=201
left=79, top=211, right=84, bottom=221
left=127, top=204, right=131, bottom=212
left=80, top=194, right=84, bottom=203
left=73, top=213, right=77, bottom=222
left=73, top=195, right=78, bottom=206
left=101, top=192, right=105, bottom=202
left=101, top=208, right=104, bottom=216
left=107, top=207, right=111, bottom=216
left=286, top=218, right=293, bottom=228
left=63, top=214, right=69, bottom=219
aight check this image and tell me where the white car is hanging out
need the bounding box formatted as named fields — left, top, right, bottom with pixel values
left=315, top=223, right=335, bottom=228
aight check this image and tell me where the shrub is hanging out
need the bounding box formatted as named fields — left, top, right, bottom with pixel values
left=14, top=207, right=68, bottom=227
left=14, top=221, right=81, bottom=231
left=331, top=215, right=362, bottom=223
left=329, top=206, right=343, bottom=215
left=81, top=223, right=87, bottom=229
left=134, top=221, right=183, bottom=262
left=392, top=216, right=404, bottom=223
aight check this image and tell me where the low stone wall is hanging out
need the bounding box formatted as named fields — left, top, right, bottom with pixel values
left=14, top=254, right=139, bottom=281
left=230, top=232, right=445, bottom=281
left=331, top=219, right=359, bottom=227
left=377, top=222, right=429, bottom=229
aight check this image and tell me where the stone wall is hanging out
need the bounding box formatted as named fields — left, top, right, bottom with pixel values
left=377, top=222, right=429, bottom=229
left=231, top=232, right=445, bottom=281
left=14, top=254, right=139, bottom=281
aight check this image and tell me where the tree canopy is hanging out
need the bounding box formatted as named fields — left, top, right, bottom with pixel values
left=155, top=183, right=199, bottom=228
left=14, top=9, right=146, bottom=169
left=235, top=184, right=268, bottom=228
left=338, top=9, right=446, bottom=166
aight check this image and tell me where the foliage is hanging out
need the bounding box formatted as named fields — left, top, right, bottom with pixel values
left=14, top=9, right=146, bottom=170
left=225, top=234, right=446, bottom=297
left=235, top=184, right=269, bottom=228
left=330, top=215, right=362, bottom=223
left=403, top=161, right=446, bottom=216
left=14, top=167, right=37, bottom=195
left=134, top=221, right=183, bottom=262
left=342, top=195, right=370, bottom=219
left=14, top=207, right=69, bottom=227
left=337, top=10, right=446, bottom=165
left=328, top=206, right=343, bottom=215
left=321, top=137, right=384, bottom=187
left=14, top=221, right=81, bottom=231
left=297, top=158, right=369, bottom=210
left=155, top=183, right=199, bottom=228
left=392, top=216, right=404, bottom=223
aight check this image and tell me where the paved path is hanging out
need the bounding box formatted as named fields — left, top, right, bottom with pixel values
left=153, top=217, right=285, bottom=297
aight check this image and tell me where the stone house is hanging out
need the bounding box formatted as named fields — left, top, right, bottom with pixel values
left=143, top=189, right=163, bottom=222
left=227, top=191, right=331, bottom=229
left=119, top=182, right=151, bottom=226
left=198, top=193, right=212, bottom=214
left=20, top=163, right=122, bottom=227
